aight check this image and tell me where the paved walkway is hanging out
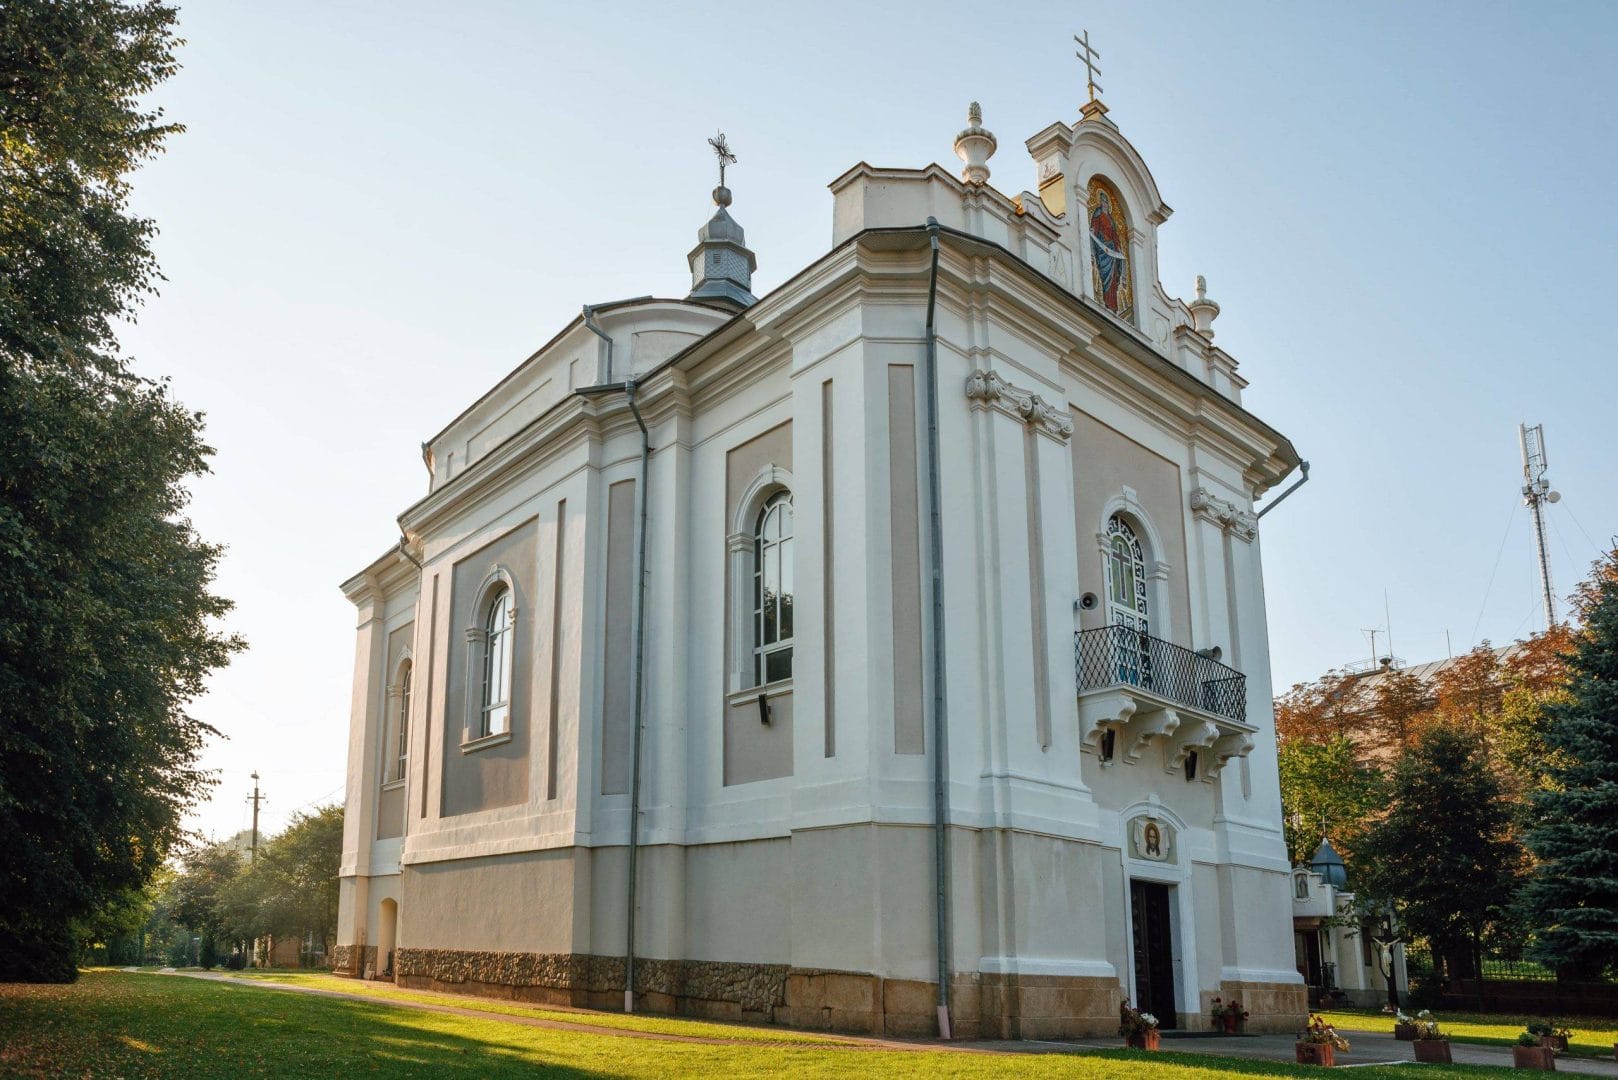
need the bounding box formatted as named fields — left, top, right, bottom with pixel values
left=144, top=971, right=1618, bottom=1072
left=1049, top=1029, right=1618, bottom=1075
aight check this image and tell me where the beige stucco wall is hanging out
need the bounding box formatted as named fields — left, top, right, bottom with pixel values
left=722, top=421, right=793, bottom=785
left=402, top=848, right=582, bottom=953
left=600, top=479, right=636, bottom=796
left=441, top=519, right=538, bottom=816
left=887, top=365, right=925, bottom=755
left=1069, top=406, right=1192, bottom=647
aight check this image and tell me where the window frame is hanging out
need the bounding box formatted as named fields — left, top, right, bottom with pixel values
left=751, top=491, right=795, bottom=687
left=480, top=585, right=515, bottom=739
left=392, top=660, right=412, bottom=783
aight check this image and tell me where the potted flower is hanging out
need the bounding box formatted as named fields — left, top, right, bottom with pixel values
left=1411, top=1011, right=1452, bottom=1064
left=1210, top=996, right=1249, bottom=1034
left=1119, top=999, right=1161, bottom=1050
left=1514, top=1030, right=1557, bottom=1071
left=1297, top=1014, right=1350, bottom=1066
left=1533, top=1021, right=1572, bottom=1054
left=1391, top=1008, right=1418, bottom=1041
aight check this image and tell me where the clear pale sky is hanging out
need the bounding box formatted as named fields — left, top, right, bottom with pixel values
left=119, top=1, right=1618, bottom=843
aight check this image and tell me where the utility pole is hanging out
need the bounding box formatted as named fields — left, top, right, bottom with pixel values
left=247, top=771, right=266, bottom=862
left=1519, top=423, right=1560, bottom=628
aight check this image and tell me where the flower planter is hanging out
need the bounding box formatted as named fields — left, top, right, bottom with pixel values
left=1414, top=1039, right=1452, bottom=1064
left=1393, top=1022, right=1418, bottom=1041
left=1513, top=1045, right=1557, bottom=1071
left=1296, top=1042, right=1335, bottom=1066
left=1221, top=1014, right=1240, bottom=1034
left=1540, top=1035, right=1569, bottom=1053
left=1126, top=1030, right=1161, bottom=1051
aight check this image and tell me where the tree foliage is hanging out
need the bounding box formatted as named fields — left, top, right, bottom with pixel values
left=1522, top=548, right=1618, bottom=978
left=1359, top=725, right=1523, bottom=977
left=1277, top=735, right=1385, bottom=867
left=0, top=0, right=240, bottom=981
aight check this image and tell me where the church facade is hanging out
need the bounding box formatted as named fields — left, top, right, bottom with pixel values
left=335, top=88, right=1307, bottom=1039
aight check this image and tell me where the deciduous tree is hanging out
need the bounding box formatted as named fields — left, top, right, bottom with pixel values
left=0, top=0, right=239, bottom=981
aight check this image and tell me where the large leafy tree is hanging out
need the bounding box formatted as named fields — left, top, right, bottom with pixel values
left=1359, top=725, right=1523, bottom=982
left=1522, top=549, right=1618, bottom=979
left=1277, top=735, right=1385, bottom=867
left=0, top=0, right=239, bottom=981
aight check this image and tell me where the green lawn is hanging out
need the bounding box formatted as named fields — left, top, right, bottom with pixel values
left=0, top=970, right=1546, bottom=1079
left=1320, top=1007, right=1618, bottom=1061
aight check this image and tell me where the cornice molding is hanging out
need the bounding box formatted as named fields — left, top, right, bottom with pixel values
left=1189, top=486, right=1257, bottom=543
left=964, top=368, right=1074, bottom=443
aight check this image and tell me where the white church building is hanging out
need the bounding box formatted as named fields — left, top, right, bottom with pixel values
left=335, top=77, right=1307, bottom=1039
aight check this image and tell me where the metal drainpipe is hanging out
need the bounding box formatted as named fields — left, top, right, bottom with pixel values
left=621, top=381, right=650, bottom=1014
left=922, top=218, right=953, bottom=1040
left=580, top=306, right=652, bottom=1014
left=1254, top=460, right=1310, bottom=519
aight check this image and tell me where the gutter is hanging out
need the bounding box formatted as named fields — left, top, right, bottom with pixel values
left=578, top=306, right=652, bottom=1015
left=922, top=217, right=954, bottom=1040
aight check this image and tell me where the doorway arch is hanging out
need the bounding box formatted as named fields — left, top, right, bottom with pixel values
left=377, top=898, right=398, bottom=978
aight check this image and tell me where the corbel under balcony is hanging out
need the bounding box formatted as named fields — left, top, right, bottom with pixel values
left=1075, top=626, right=1257, bottom=778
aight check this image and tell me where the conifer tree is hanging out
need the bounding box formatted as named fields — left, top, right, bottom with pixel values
left=1523, top=550, right=1618, bottom=979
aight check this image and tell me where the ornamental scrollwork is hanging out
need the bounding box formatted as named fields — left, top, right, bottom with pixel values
left=1189, top=486, right=1256, bottom=542
left=963, top=369, right=1074, bottom=442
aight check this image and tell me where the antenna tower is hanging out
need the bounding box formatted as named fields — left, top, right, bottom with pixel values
left=1519, top=422, right=1560, bottom=628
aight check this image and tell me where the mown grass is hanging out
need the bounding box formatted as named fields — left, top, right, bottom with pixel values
left=209, top=968, right=845, bottom=1044
left=1320, top=1006, right=1618, bottom=1061
left=0, top=970, right=1544, bottom=1079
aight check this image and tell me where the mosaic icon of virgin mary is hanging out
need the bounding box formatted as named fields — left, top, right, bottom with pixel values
left=1088, top=185, right=1132, bottom=320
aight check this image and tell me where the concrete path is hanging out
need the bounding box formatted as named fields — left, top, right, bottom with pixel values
left=1045, top=1028, right=1618, bottom=1075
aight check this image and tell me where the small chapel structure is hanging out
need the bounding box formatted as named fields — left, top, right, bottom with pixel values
left=335, top=60, right=1308, bottom=1038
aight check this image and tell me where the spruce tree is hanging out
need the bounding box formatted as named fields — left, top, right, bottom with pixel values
left=1523, top=550, right=1618, bottom=978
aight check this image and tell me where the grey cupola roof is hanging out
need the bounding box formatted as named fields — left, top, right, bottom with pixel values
left=687, top=183, right=757, bottom=310
left=1307, top=837, right=1348, bottom=889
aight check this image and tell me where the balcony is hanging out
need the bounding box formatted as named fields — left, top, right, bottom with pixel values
left=1075, top=625, right=1256, bottom=780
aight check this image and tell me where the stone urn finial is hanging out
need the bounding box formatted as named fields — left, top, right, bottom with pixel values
left=1189, top=274, right=1221, bottom=339
left=953, top=101, right=997, bottom=186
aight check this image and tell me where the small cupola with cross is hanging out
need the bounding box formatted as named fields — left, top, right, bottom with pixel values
left=687, top=131, right=758, bottom=310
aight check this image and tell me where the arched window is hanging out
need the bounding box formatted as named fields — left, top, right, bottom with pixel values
left=753, top=491, right=794, bottom=685
left=392, top=660, right=412, bottom=782
left=1104, top=514, right=1151, bottom=686
left=1105, top=515, right=1149, bottom=632
left=480, top=586, right=514, bottom=737
left=1087, top=177, right=1135, bottom=323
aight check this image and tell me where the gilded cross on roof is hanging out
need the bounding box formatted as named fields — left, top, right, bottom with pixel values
left=708, top=131, right=737, bottom=188
left=1074, top=30, right=1103, bottom=102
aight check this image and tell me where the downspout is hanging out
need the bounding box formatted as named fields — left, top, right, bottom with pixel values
left=922, top=218, right=953, bottom=1039
left=1255, top=460, right=1310, bottom=519
left=580, top=304, right=652, bottom=1016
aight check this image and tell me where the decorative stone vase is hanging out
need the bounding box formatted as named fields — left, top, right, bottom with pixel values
left=1414, top=1039, right=1452, bottom=1063
left=1296, top=1042, right=1335, bottom=1066
left=1126, top=1030, right=1161, bottom=1051
left=1394, top=1021, right=1419, bottom=1041
left=1540, top=1035, right=1569, bottom=1053
left=1513, top=1045, right=1557, bottom=1070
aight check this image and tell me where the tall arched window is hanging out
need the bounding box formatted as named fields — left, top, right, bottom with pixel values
left=753, top=491, right=794, bottom=685
left=480, top=586, right=514, bottom=737
left=1087, top=177, right=1135, bottom=323
left=1104, top=514, right=1150, bottom=685
left=392, top=661, right=412, bottom=782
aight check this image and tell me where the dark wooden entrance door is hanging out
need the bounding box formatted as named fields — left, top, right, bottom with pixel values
left=1130, top=879, right=1177, bottom=1028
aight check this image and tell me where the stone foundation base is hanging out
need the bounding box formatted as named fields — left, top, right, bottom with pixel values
left=330, top=944, right=377, bottom=978
left=1215, top=979, right=1309, bottom=1034
left=395, top=948, right=1125, bottom=1039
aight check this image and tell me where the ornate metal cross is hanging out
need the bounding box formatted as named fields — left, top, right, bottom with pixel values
left=708, top=131, right=737, bottom=187
left=1075, top=30, right=1103, bottom=102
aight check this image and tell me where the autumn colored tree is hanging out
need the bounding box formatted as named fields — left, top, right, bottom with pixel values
left=1368, top=668, right=1432, bottom=752
left=1275, top=671, right=1368, bottom=745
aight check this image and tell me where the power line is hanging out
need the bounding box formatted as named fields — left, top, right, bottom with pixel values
left=1470, top=498, right=1519, bottom=647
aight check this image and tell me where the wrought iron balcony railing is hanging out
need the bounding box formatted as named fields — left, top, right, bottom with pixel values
left=1075, top=625, right=1248, bottom=724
